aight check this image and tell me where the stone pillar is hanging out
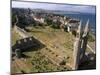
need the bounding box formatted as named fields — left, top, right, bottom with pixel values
left=72, top=20, right=89, bottom=70
left=72, top=21, right=82, bottom=70
left=73, top=37, right=81, bottom=70
left=80, top=20, right=89, bottom=61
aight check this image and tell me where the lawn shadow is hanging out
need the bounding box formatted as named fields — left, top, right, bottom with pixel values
left=12, top=36, right=45, bottom=52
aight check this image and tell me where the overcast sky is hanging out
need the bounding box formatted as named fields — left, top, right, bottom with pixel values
left=12, top=1, right=96, bottom=14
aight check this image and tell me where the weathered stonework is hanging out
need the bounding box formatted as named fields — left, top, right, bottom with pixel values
left=72, top=20, right=89, bottom=70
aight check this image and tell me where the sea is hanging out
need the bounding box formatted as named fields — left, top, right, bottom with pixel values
left=64, top=13, right=96, bottom=35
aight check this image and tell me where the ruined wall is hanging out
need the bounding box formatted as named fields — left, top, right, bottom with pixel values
left=14, top=25, right=29, bottom=38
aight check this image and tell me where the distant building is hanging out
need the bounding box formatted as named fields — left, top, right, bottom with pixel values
left=34, top=17, right=45, bottom=23
left=33, top=14, right=45, bottom=24
left=65, top=19, right=80, bottom=32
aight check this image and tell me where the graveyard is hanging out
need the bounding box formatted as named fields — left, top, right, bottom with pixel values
left=11, top=26, right=73, bottom=74
left=11, top=8, right=96, bottom=74
left=11, top=22, right=96, bottom=74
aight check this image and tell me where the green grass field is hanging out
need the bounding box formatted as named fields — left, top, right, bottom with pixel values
left=11, top=26, right=95, bottom=74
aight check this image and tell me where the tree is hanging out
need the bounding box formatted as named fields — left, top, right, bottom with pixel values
left=45, top=17, right=52, bottom=25
left=12, top=13, right=16, bottom=27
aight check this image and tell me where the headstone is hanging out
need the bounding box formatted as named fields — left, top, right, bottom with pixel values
left=15, top=49, right=21, bottom=58
left=29, top=37, right=32, bottom=41
left=18, top=40, right=21, bottom=44
left=24, top=38, right=27, bottom=42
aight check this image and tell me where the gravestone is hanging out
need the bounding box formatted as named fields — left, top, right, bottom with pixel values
left=15, top=49, right=21, bottom=58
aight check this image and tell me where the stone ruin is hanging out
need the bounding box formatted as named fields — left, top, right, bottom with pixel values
left=12, top=36, right=45, bottom=58
left=73, top=20, right=90, bottom=70
left=13, top=14, right=95, bottom=70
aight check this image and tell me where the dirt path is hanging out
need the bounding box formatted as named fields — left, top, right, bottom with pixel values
left=13, top=58, right=33, bottom=73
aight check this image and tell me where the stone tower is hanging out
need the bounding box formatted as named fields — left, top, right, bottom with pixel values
left=72, top=20, right=89, bottom=70
left=72, top=21, right=82, bottom=70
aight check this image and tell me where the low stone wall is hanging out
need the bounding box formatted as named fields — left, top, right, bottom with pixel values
left=14, top=25, right=30, bottom=38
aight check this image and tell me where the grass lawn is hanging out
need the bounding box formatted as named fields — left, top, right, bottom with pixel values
left=11, top=26, right=96, bottom=74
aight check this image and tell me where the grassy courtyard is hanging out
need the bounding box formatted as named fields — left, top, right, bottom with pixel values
left=11, top=25, right=95, bottom=74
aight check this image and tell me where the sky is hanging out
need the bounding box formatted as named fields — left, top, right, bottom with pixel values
left=12, top=1, right=96, bottom=14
